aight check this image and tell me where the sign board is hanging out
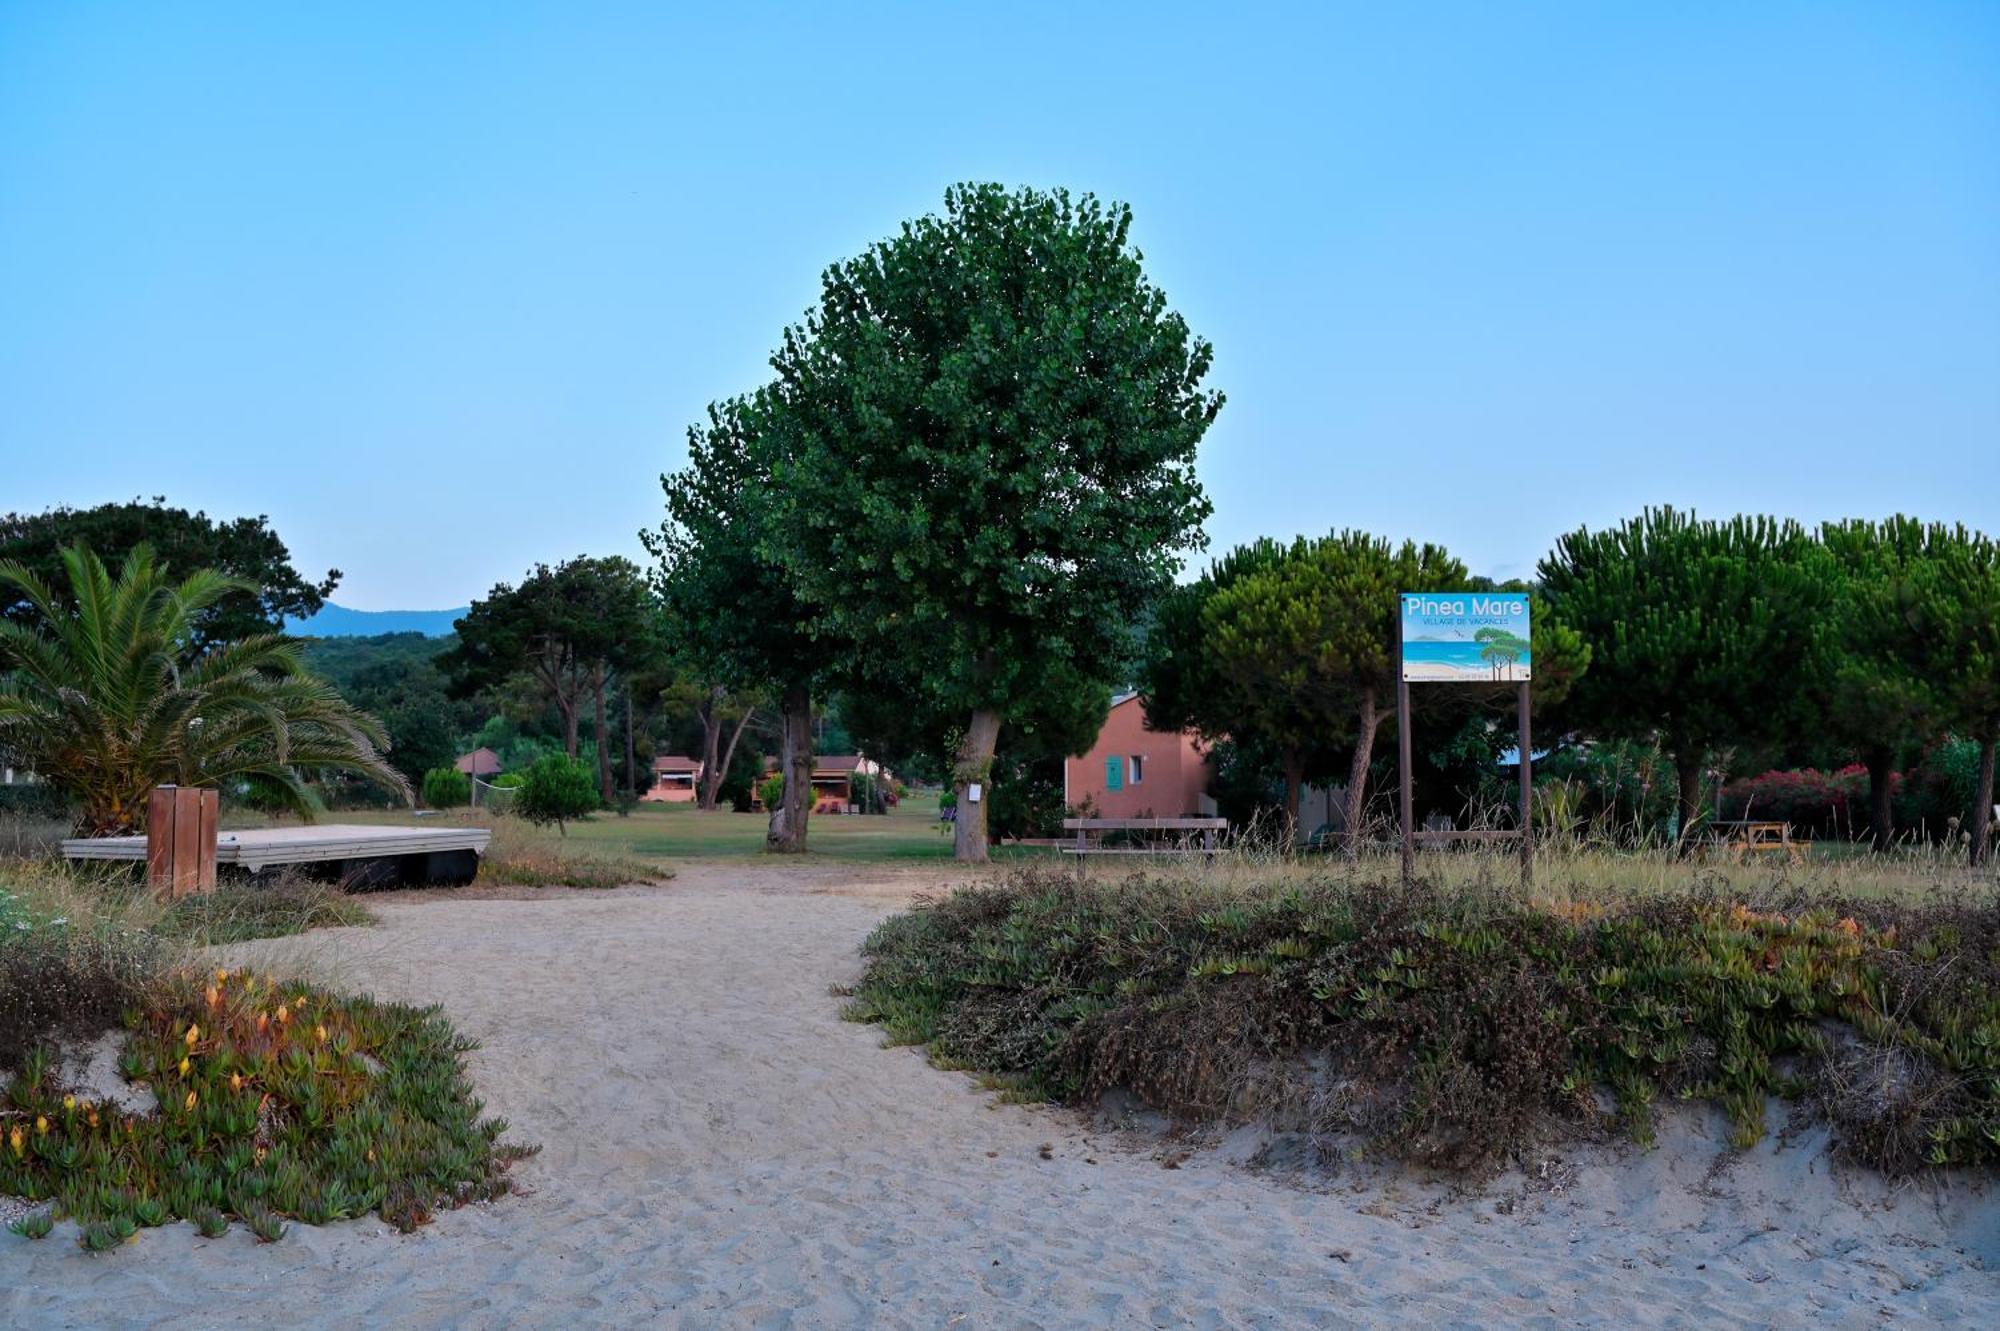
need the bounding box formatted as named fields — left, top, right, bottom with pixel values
left=1400, top=593, right=1532, bottom=683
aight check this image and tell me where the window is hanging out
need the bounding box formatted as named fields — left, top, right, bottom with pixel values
left=1128, top=754, right=1144, bottom=785
left=1104, top=756, right=1122, bottom=791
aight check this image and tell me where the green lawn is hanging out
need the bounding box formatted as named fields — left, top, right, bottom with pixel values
left=320, top=791, right=1055, bottom=866
left=558, top=793, right=963, bottom=861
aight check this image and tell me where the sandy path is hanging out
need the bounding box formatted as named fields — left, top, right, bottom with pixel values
left=7, top=863, right=1998, bottom=1328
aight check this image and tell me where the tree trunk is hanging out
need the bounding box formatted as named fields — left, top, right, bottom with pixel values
left=698, top=687, right=724, bottom=810
left=766, top=685, right=813, bottom=853
left=1342, top=689, right=1382, bottom=860
left=1864, top=747, right=1895, bottom=854
left=712, top=707, right=754, bottom=811
left=1971, top=737, right=1996, bottom=869
left=952, top=708, right=1004, bottom=863
left=1281, top=749, right=1304, bottom=846
left=1674, top=750, right=1705, bottom=857
left=560, top=699, right=579, bottom=759
left=593, top=664, right=612, bottom=805
left=620, top=683, right=636, bottom=799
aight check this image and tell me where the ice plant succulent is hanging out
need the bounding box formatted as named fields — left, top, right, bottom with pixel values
left=0, top=967, right=535, bottom=1249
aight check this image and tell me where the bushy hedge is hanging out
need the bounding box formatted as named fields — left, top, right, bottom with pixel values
left=848, top=869, right=2000, bottom=1173
left=1721, top=766, right=1871, bottom=840
left=1720, top=740, right=1988, bottom=843
left=420, top=766, right=471, bottom=809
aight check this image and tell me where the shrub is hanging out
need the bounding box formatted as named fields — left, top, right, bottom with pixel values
left=421, top=766, right=471, bottom=809
left=492, top=772, right=526, bottom=790
left=986, top=757, right=1067, bottom=840
left=0, top=966, right=535, bottom=1245
left=0, top=783, right=71, bottom=821
left=1721, top=766, right=1871, bottom=841
left=514, top=755, right=599, bottom=835
left=0, top=890, right=165, bottom=1071
left=756, top=774, right=785, bottom=813
left=848, top=868, right=2000, bottom=1174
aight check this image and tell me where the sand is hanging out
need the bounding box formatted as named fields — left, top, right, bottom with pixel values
left=6, top=861, right=1998, bottom=1329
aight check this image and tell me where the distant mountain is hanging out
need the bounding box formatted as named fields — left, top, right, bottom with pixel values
left=287, top=603, right=467, bottom=637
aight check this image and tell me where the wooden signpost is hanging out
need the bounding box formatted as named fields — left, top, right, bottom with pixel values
left=1396, top=593, right=1534, bottom=888
left=145, top=785, right=219, bottom=899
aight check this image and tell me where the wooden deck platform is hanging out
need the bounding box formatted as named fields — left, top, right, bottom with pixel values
left=63, top=824, right=491, bottom=881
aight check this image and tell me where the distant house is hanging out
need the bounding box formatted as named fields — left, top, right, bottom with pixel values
left=647, top=754, right=703, bottom=803
left=1064, top=693, right=1215, bottom=819
left=454, top=748, right=503, bottom=780
left=811, top=755, right=889, bottom=813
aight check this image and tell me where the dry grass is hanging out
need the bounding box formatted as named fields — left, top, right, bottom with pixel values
left=466, top=814, right=672, bottom=889
left=1174, top=802, right=1987, bottom=907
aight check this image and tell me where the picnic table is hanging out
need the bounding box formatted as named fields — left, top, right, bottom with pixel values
left=1062, top=817, right=1228, bottom=864
left=1703, top=819, right=1807, bottom=865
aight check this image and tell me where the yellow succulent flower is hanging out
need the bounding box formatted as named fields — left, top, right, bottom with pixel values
left=185, top=1023, right=201, bottom=1046
left=35, top=1116, right=48, bottom=1136
left=315, top=1024, right=329, bottom=1045
left=179, top=1056, right=191, bottom=1076
left=184, top=1090, right=198, bottom=1112
left=276, top=1004, right=290, bottom=1025
left=63, top=1095, right=76, bottom=1111
left=8, top=1127, right=21, bottom=1156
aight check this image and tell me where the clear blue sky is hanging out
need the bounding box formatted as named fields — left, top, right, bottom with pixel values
left=4, top=2, right=1996, bottom=609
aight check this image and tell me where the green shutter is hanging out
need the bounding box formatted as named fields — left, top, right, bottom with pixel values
left=1105, top=756, right=1122, bottom=791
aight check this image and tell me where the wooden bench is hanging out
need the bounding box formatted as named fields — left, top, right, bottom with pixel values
left=1062, top=817, right=1228, bottom=863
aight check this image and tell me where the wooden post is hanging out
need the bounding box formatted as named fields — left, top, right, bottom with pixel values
left=1517, top=681, right=1533, bottom=889
left=171, top=788, right=201, bottom=896
left=1398, top=658, right=1415, bottom=888
left=145, top=785, right=218, bottom=900
left=146, top=786, right=177, bottom=894
left=197, top=788, right=219, bottom=892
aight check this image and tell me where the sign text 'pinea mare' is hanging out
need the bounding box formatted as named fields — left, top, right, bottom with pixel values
left=1400, top=593, right=1533, bottom=684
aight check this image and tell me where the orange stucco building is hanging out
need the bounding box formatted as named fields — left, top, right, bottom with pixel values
left=1063, top=693, right=1213, bottom=819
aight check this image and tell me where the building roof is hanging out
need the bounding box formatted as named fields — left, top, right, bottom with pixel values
left=454, top=747, right=502, bottom=776
left=812, top=755, right=867, bottom=773
left=652, top=754, right=702, bottom=774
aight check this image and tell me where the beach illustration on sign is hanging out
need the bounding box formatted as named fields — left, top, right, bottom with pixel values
left=1401, top=594, right=1534, bottom=682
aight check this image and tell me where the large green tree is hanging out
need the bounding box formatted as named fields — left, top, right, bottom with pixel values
left=1142, top=539, right=1323, bottom=826
left=1539, top=508, right=1837, bottom=851
left=757, top=183, right=1222, bottom=860
left=440, top=556, right=651, bottom=796
left=648, top=395, right=833, bottom=852
left=1856, top=523, right=2000, bottom=865
left=1817, top=518, right=1939, bottom=851
left=0, top=498, right=339, bottom=646
left=1145, top=532, right=1465, bottom=850
left=0, top=545, right=406, bottom=834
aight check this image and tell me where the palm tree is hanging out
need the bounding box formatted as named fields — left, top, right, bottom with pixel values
left=0, top=544, right=410, bottom=835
